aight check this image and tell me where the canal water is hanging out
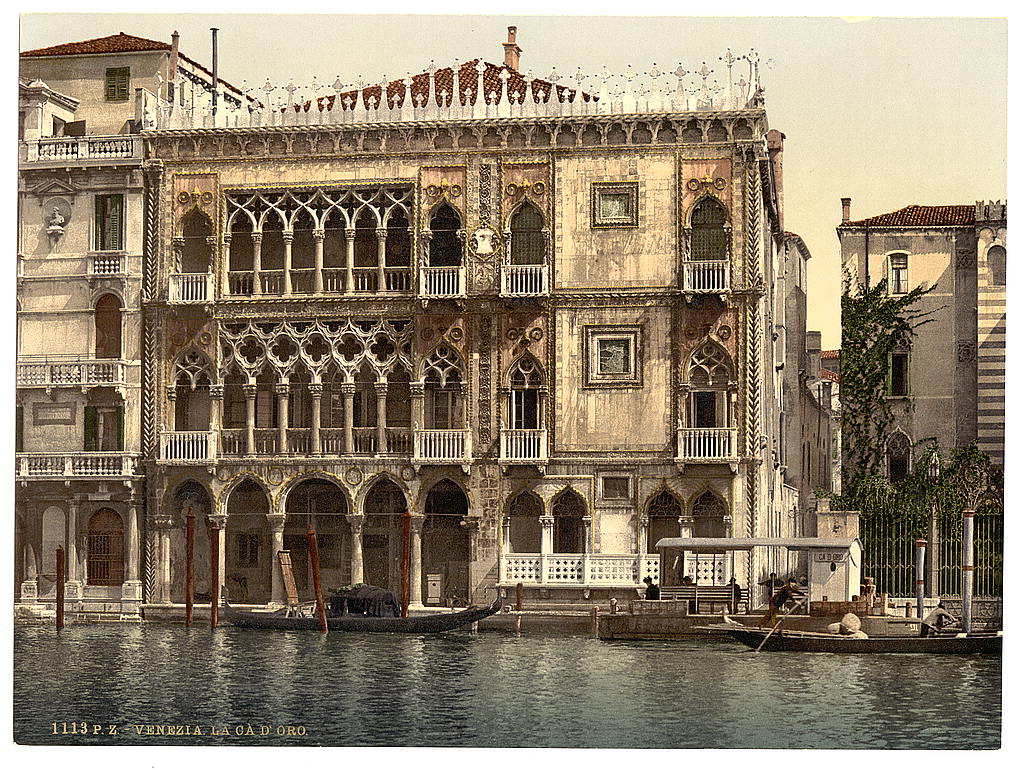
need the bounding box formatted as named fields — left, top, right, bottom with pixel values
left=14, top=624, right=1000, bottom=749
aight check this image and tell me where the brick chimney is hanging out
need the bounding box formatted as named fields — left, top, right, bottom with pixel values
left=841, top=197, right=851, bottom=224
left=765, top=129, right=785, bottom=228
left=503, top=26, right=522, bottom=71
left=168, top=30, right=180, bottom=102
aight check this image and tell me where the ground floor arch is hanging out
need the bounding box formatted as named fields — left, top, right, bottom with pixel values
left=86, top=508, right=124, bottom=586
left=422, top=479, right=470, bottom=605
left=284, top=477, right=352, bottom=598
left=225, top=479, right=272, bottom=602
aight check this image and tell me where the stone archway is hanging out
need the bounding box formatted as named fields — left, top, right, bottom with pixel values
left=225, top=478, right=271, bottom=602
left=423, top=479, right=470, bottom=606
left=86, top=508, right=124, bottom=587
left=361, top=477, right=408, bottom=592
left=552, top=489, right=587, bottom=554
left=284, top=478, right=351, bottom=599
left=646, top=490, right=682, bottom=554
left=507, top=490, right=542, bottom=553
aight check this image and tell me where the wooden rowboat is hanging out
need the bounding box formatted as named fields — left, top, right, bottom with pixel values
left=222, top=596, right=501, bottom=633
left=722, top=626, right=1002, bottom=654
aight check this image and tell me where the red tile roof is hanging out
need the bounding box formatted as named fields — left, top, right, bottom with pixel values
left=307, top=59, right=593, bottom=112
left=821, top=349, right=840, bottom=360
left=819, top=368, right=840, bottom=383
left=21, top=32, right=170, bottom=57
left=841, top=205, right=975, bottom=228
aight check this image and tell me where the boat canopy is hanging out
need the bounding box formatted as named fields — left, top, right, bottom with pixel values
left=654, top=536, right=862, bottom=551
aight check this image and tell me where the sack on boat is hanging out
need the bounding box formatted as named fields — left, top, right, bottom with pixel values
left=839, top=613, right=861, bottom=633
left=827, top=622, right=842, bottom=634
left=847, top=630, right=869, bottom=639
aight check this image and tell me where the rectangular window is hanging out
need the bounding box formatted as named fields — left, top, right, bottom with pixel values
left=105, top=67, right=130, bottom=101
left=585, top=326, right=642, bottom=387
left=592, top=182, right=639, bottom=228
left=692, top=391, right=718, bottom=428
left=889, top=254, right=909, bottom=294
left=236, top=533, right=260, bottom=568
left=889, top=352, right=910, bottom=397
left=512, top=389, right=539, bottom=430
left=94, top=194, right=124, bottom=251
left=602, top=476, right=631, bottom=501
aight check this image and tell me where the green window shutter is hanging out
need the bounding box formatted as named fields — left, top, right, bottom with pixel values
left=116, top=403, right=125, bottom=451
left=95, top=196, right=105, bottom=250
left=108, top=195, right=124, bottom=251
left=15, top=405, right=23, bottom=453
left=84, top=406, right=98, bottom=451
left=886, top=353, right=893, bottom=396
left=105, top=67, right=130, bottom=101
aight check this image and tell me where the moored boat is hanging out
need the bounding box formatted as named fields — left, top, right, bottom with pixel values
left=222, top=596, right=501, bottom=633
left=721, top=626, right=1002, bottom=654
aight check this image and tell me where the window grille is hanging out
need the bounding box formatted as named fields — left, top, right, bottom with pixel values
left=690, top=197, right=727, bottom=261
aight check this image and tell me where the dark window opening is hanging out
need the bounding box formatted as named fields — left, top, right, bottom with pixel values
left=889, top=353, right=910, bottom=397
left=94, top=195, right=124, bottom=251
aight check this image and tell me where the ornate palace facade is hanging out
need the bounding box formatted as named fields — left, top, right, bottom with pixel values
left=19, top=29, right=812, bottom=614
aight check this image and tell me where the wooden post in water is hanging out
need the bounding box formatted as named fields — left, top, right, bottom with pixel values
left=55, top=546, right=65, bottom=631
left=307, top=527, right=328, bottom=634
left=591, top=605, right=600, bottom=636
left=514, top=581, right=524, bottom=634
left=915, top=538, right=926, bottom=620
left=210, top=521, right=220, bottom=629
left=962, top=509, right=974, bottom=633
left=185, top=506, right=195, bottom=627
left=400, top=509, right=411, bottom=618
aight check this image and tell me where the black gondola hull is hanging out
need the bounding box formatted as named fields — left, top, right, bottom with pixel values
left=222, top=598, right=501, bottom=633
left=724, top=627, right=1002, bottom=654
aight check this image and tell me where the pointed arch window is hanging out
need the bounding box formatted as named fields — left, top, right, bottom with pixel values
left=887, top=432, right=912, bottom=482
left=692, top=492, right=728, bottom=538
left=508, top=356, right=544, bottom=430
left=690, top=196, right=727, bottom=261
left=180, top=209, right=213, bottom=273
left=427, top=202, right=463, bottom=267
left=94, top=294, right=122, bottom=359
left=509, top=203, right=546, bottom=265
left=687, top=342, right=734, bottom=428
left=423, top=345, right=464, bottom=429
left=646, top=491, right=682, bottom=554
left=172, top=350, right=213, bottom=431
left=988, top=245, right=1006, bottom=287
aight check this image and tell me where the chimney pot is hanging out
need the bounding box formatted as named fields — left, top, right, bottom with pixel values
left=841, top=197, right=851, bottom=224
left=503, top=25, right=522, bottom=71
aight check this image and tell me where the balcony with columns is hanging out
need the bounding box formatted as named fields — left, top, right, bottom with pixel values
left=169, top=272, right=214, bottom=303
left=16, top=452, right=139, bottom=480
left=500, top=264, right=548, bottom=297
left=17, top=355, right=129, bottom=392
left=681, top=260, right=730, bottom=293
left=676, top=427, right=739, bottom=464
left=499, top=429, right=548, bottom=466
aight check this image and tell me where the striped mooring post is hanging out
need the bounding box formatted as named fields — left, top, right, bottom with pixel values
left=915, top=538, right=926, bottom=621
left=962, top=510, right=974, bottom=633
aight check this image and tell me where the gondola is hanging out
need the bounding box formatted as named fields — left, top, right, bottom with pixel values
left=721, top=626, right=1002, bottom=654
left=222, top=595, right=502, bottom=633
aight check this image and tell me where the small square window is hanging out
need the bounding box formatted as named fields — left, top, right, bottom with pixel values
left=592, top=182, right=639, bottom=228
left=602, top=476, right=631, bottom=500
left=585, top=325, right=642, bottom=387
left=105, top=67, right=130, bottom=102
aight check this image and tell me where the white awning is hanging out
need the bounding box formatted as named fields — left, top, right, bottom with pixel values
left=653, top=537, right=861, bottom=551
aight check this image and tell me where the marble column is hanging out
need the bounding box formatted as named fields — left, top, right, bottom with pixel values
left=243, top=382, right=257, bottom=455
left=282, top=231, right=293, bottom=295
left=347, top=514, right=365, bottom=584
left=160, top=522, right=172, bottom=604
left=539, top=514, right=554, bottom=555
left=275, top=381, right=290, bottom=453
left=209, top=514, right=227, bottom=596
left=313, top=230, right=325, bottom=293
left=637, top=515, right=649, bottom=555
left=345, top=228, right=355, bottom=293
left=66, top=498, right=79, bottom=583
left=267, top=513, right=286, bottom=605
left=221, top=235, right=232, bottom=295
left=409, top=514, right=425, bottom=606
left=582, top=515, right=593, bottom=554
left=122, top=500, right=143, bottom=603
left=376, top=228, right=388, bottom=291
left=374, top=381, right=389, bottom=454
left=209, top=384, right=224, bottom=456
left=341, top=383, right=355, bottom=454
left=309, top=382, right=323, bottom=454
left=251, top=233, right=263, bottom=295
left=410, top=381, right=425, bottom=454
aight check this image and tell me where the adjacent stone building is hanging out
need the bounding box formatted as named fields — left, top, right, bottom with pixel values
left=837, top=199, right=1007, bottom=476
left=16, top=27, right=830, bottom=615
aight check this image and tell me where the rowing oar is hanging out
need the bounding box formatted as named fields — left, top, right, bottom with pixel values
left=755, top=594, right=809, bottom=652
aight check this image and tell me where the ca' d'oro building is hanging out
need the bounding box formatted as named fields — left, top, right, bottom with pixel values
left=18, top=27, right=829, bottom=616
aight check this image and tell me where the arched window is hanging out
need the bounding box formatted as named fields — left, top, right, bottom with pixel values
left=423, top=345, right=464, bottom=429
left=646, top=491, right=681, bottom=554
left=423, top=480, right=471, bottom=605
left=385, top=208, right=411, bottom=267
left=690, top=197, right=727, bottom=261
left=94, top=294, right=122, bottom=359
left=509, top=202, right=546, bottom=265
left=988, top=245, right=1006, bottom=287
left=507, top=491, right=542, bottom=553
left=180, top=209, right=213, bottom=274
left=692, top=492, right=728, bottom=538
left=508, top=356, right=543, bottom=430
left=552, top=490, right=586, bottom=554
left=87, top=508, right=124, bottom=586
left=687, top=342, right=734, bottom=428
left=887, top=432, right=912, bottom=482
left=428, top=202, right=463, bottom=267
left=173, top=350, right=213, bottom=432
left=888, top=252, right=909, bottom=295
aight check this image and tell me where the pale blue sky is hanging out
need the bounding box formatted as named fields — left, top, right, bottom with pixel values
left=19, top=12, right=1008, bottom=348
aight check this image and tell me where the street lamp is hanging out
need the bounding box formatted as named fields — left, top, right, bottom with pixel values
left=926, top=452, right=940, bottom=597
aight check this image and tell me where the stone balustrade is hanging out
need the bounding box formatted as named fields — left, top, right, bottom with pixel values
left=22, top=135, right=141, bottom=163
left=501, top=264, right=548, bottom=297
left=168, top=272, right=214, bottom=303
left=499, top=553, right=661, bottom=586
left=676, top=427, right=738, bottom=461
left=17, top=357, right=127, bottom=389
left=500, top=429, right=548, bottom=464
left=681, top=260, right=730, bottom=292
left=16, top=452, right=137, bottom=478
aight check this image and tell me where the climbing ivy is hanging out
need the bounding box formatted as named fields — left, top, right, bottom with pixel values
left=838, top=273, right=934, bottom=500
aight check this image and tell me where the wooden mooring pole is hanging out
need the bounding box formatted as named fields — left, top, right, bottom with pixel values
left=185, top=506, right=195, bottom=627
left=400, top=509, right=411, bottom=618
left=307, top=527, right=329, bottom=634
left=55, top=546, right=65, bottom=631
left=514, top=581, right=523, bottom=634
left=210, top=521, right=220, bottom=629
left=915, top=538, right=926, bottom=621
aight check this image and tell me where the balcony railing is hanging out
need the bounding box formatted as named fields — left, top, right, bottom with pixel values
left=676, top=427, right=738, bottom=461
left=90, top=253, right=124, bottom=276
left=16, top=452, right=137, bottom=479
left=17, top=357, right=127, bottom=389
left=217, top=427, right=412, bottom=456
left=501, top=264, right=548, bottom=297
left=413, top=428, right=471, bottom=465
left=420, top=266, right=465, bottom=298
left=499, top=554, right=661, bottom=586
left=160, top=431, right=216, bottom=462
left=682, top=260, right=730, bottom=293
left=23, top=135, right=142, bottom=164
left=500, top=429, right=548, bottom=464
left=169, top=273, right=214, bottom=303
left=225, top=268, right=413, bottom=297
